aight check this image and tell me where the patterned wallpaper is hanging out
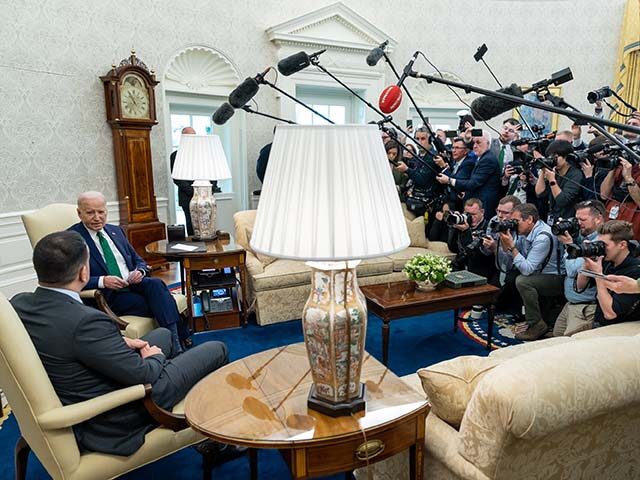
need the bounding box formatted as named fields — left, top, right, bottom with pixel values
left=0, top=0, right=626, bottom=213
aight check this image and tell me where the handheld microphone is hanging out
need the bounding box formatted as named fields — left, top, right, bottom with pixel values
left=277, top=49, right=326, bottom=76
left=473, top=43, right=488, bottom=62
left=470, top=84, right=524, bottom=121
left=377, top=52, right=419, bottom=114
left=212, top=102, right=235, bottom=125
left=366, top=40, right=389, bottom=66
left=228, top=67, right=271, bottom=108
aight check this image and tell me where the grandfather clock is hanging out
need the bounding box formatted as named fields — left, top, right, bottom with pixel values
left=100, top=51, right=166, bottom=268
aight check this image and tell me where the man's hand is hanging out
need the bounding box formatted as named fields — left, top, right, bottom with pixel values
left=499, top=231, right=515, bottom=251
left=127, top=270, right=144, bottom=285
left=140, top=345, right=163, bottom=359
left=483, top=235, right=497, bottom=252
left=603, top=274, right=640, bottom=294
left=453, top=222, right=469, bottom=232
left=394, top=161, right=408, bottom=173
left=544, top=168, right=556, bottom=182
left=503, top=164, right=515, bottom=180
left=557, top=232, right=574, bottom=245
left=435, top=211, right=444, bottom=221
left=124, top=337, right=149, bottom=350
left=104, top=275, right=129, bottom=290
left=621, top=158, right=634, bottom=183
left=434, top=155, right=447, bottom=169
left=581, top=159, right=593, bottom=178
left=436, top=173, right=450, bottom=185
left=583, top=256, right=604, bottom=274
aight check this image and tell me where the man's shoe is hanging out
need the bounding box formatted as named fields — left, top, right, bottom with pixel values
left=515, top=320, right=548, bottom=341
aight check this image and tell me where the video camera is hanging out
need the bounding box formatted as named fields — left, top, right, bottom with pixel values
left=489, top=218, right=518, bottom=233
left=551, top=217, right=580, bottom=237
left=443, top=210, right=470, bottom=226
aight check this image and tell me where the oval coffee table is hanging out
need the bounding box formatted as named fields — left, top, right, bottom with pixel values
left=185, top=343, right=429, bottom=479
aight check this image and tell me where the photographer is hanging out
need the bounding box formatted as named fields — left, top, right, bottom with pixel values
left=600, top=155, right=640, bottom=239
left=553, top=200, right=606, bottom=336
left=499, top=203, right=564, bottom=341
left=433, top=137, right=476, bottom=211
left=437, top=198, right=494, bottom=279
left=385, top=140, right=408, bottom=199
left=534, top=139, right=584, bottom=223
left=580, top=136, right=612, bottom=202
left=576, top=220, right=640, bottom=326
left=490, top=118, right=521, bottom=172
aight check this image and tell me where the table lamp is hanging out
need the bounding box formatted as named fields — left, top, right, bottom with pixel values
left=250, top=124, right=409, bottom=416
left=171, top=134, right=231, bottom=240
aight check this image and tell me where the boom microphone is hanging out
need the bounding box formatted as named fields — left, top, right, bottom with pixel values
left=377, top=52, right=420, bottom=114
left=277, top=49, right=326, bottom=76
left=212, top=102, right=235, bottom=125
left=366, top=40, right=388, bottom=66
left=228, top=67, right=271, bottom=108
left=470, top=84, right=524, bottom=121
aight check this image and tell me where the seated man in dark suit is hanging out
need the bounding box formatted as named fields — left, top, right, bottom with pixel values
left=68, top=191, right=185, bottom=353
left=10, top=231, right=229, bottom=456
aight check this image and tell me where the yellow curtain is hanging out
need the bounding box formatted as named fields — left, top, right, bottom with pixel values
left=610, top=0, right=640, bottom=124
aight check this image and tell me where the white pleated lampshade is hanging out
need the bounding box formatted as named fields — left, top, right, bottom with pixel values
left=251, top=124, right=410, bottom=261
left=171, top=134, right=231, bottom=181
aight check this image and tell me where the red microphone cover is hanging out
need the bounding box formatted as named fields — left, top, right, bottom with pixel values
left=379, top=85, right=403, bottom=114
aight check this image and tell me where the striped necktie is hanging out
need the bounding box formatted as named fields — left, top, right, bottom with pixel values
left=97, top=231, right=123, bottom=278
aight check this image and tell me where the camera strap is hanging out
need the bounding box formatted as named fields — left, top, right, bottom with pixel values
left=537, top=231, right=561, bottom=275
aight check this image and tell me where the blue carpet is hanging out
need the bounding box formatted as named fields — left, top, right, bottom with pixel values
left=0, top=310, right=490, bottom=480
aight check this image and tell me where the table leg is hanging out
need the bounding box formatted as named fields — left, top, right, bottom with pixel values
left=180, top=260, right=185, bottom=295
left=249, top=448, right=258, bottom=480
left=486, top=303, right=495, bottom=350
left=382, top=319, right=390, bottom=366
left=409, top=441, right=424, bottom=480
left=453, top=308, right=460, bottom=332
left=239, top=260, right=249, bottom=327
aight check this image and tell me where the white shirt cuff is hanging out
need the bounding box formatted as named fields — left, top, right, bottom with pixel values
left=98, top=276, right=105, bottom=288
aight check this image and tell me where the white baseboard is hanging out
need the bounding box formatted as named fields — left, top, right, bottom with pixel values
left=0, top=199, right=169, bottom=298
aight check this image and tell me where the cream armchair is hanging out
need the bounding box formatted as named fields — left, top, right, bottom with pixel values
left=21, top=203, right=187, bottom=339
left=0, top=292, right=203, bottom=480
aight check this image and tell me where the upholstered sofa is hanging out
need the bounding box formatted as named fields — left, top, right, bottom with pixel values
left=233, top=209, right=454, bottom=326
left=355, top=321, right=640, bottom=480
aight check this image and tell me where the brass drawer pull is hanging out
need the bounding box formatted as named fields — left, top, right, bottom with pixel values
left=355, top=439, right=385, bottom=460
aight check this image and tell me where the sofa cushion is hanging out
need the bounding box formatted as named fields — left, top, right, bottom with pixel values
left=244, top=227, right=277, bottom=267
left=489, top=336, right=574, bottom=361
left=406, top=217, right=429, bottom=248
left=252, top=257, right=394, bottom=292
left=571, top=321, right=640, bottom=339
left=418, top=355, right=499, bottom=429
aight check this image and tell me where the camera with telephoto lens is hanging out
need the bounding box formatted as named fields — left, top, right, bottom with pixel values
left=489, top=218, right=519, bottom=233
left=565, top=240, right=606, bottom=259
left=466, top=231, right=485, bottom=251
left=587, top=86, right=612, bottom=104
left=443, top=210, right=470, bottom=226
left=533, top=156, right=557, bottom=170
left=595, top=156, right=620, bottom=169
left=551, top=217, right=580, bottom=237
left=509, top=151, right=534, bottom=175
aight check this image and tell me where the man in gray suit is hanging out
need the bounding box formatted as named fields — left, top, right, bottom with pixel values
left=10, top=231, right=228, bottom=456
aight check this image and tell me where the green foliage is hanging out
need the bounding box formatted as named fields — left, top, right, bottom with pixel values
left=403, top=253, right=452, bottom=283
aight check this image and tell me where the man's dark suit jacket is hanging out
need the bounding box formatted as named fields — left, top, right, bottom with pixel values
left=68, top=223, right=148, bottom=291
left=11, top=288, right=167, bottom=455
left=454, top=150, right=501, bottom=216
left=442, top=154, right=476, bottom=208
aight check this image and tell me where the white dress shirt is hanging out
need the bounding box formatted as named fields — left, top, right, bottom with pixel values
left=84, top=225, right=131, bottom=287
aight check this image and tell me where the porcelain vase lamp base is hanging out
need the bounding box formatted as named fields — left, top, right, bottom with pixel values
left=302, top=261, right=367, bottom=417
left=189, top=180, right=217, bottom=240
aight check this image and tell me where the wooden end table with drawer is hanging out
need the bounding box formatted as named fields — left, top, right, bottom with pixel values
left=185, top=343, right=429, bottom=479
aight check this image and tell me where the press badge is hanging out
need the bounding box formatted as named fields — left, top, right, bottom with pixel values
left=609, top=205, right=619, bottom=219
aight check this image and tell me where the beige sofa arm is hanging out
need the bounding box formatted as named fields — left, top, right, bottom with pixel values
left=79, top=289, right=97, bottom=300
left=428, top=241, right=454, bottom=257
left=37, top=384, right=146, bottom=429
left=245, top=251, right=264, bottom=276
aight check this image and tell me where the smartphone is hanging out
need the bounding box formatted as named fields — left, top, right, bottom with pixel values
left=471, top=128, right=483, bottom=137
left=579, top=269, right=607, bottom=280
left=406, top=119, right=413, bottom=129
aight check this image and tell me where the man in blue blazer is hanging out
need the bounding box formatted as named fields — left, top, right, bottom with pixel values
left=436, top=132, right=501, bottom=216
left=434, top=137, right=476, bottom=211
left=69, top=191, right=184, bottom=353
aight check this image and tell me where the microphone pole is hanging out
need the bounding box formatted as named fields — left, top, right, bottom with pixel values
left=241, top=105, right=296, bottom=124
left=256, top=76, right=334, bottom=124
left=310, top=57, right=443, bottom=177
left=540, top=92, right=640, bottom=164
left=408, top=71, right=640, bottom=136
left=474, top=43, right=535, bottom=137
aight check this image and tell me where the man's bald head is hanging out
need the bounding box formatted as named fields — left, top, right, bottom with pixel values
left=182, top=127, right=196, bottom=135
left=77, top=191, right=108, bottom=232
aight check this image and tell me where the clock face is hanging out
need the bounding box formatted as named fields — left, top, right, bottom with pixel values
left=120, top=73, right=150, bottom=119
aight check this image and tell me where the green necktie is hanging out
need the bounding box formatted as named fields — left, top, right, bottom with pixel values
left=97, top=231, right=123, bottom=278
left=498, top=145, right=506, bottom=172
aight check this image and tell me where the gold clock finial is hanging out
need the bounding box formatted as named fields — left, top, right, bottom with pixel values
left=131, top=48, right=136, bottom=56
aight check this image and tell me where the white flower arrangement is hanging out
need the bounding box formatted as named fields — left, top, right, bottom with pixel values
left=403, top=253, right=452, bottom=284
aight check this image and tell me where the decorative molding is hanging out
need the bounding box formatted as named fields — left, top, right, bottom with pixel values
left=267, top=2, right=397, bottom=54
left=164, top=46, right=240, bottom=96
left=0, top=199, right=170, bottom=298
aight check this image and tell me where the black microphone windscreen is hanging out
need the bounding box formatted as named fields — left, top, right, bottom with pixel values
left=471, top=84, right=523, bottom=122
left=229, top=77, right=259, bottom=108
left=212, top=103, right=235, bottom=125
left=366, top=47, right=385, bottom=66
left=277, top=51, right=310, bottom=76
